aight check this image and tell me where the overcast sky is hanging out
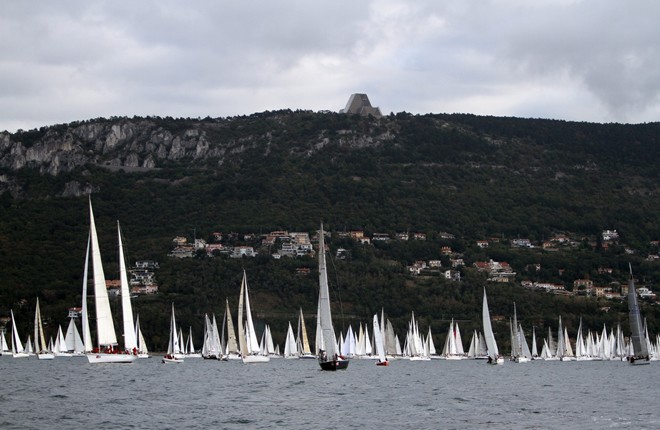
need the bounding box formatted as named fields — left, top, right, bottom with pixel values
left=1, top=0, right=659, bottom=132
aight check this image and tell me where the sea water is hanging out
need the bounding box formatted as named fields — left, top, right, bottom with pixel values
left=1, top=357, right=658, bottom=429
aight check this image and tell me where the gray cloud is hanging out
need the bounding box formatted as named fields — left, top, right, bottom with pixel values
left=1, top=0, right=658, bottom=132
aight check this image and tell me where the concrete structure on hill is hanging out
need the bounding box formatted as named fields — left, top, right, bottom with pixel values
left=340, top=93, right=382, bottom=118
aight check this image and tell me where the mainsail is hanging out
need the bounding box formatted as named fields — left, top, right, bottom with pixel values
left=628, top=265, right=649, bottom=359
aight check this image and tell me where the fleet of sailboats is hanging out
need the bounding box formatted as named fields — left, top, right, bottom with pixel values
left=3, top=204, right=656, bottom=369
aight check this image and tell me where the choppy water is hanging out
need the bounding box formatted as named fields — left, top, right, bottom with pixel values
left=1, top=356, right=658, bottom=429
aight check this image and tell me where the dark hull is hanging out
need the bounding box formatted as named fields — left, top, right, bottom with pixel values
left=319, top=358, right=349, bottom=371
left=628, top=356, right=651, bottom=365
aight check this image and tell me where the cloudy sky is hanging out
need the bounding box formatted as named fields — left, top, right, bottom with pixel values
left=1, top=0, right=659, bottom=132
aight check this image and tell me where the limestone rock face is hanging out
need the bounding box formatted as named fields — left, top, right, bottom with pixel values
left=0, top=113, right=395, bottom=196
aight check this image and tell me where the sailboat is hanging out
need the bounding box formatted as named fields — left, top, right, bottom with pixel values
left=441, top=318, right=465, bottom=360
left=163, top=303, right=184, bottom=363
left=222, top=300, right=241, bottom=361
left=259, top=324, right=278, bottom=358
left=84, top=200, right=137, bottom=363
left=317, top=223, right=348, bottom=370
left=482, top=288, right=503, bottom=365
left=53, top=325, right=72, bottom=357
left=555, top=316, right=575, bottom=361
left=64, top=316, right=85, bottom=356
left=530, top=327, right=539, bottom=360
left=283, top=322, right=298, bottom=359
left=34, top=298, right=54, bottom=360
left=185, top=327, right=202, bottom=358
left=510, top=303, right=530, bottom=363
left=0, top=329, right=10, bottom=356
left=135, top=315, right=151, bottom=358
left=296, top=308, right=315, bottom=359
left=237, top=270, right=269, bottom=363
left=10, top=310, right=29, bottom=358
left=202, top=313, right=221, bottom=359
left=373, top=314, right=389, bottom=366
left=627, top=264, right=650, bottom=365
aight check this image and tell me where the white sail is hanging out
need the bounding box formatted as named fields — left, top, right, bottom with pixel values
left=237, top=270, right=269, bottom=363
left=284, top=322, right=297, bottom=358
left=186, top=326, right=200, bottom=357
left=168, top=304, right=183, bottom=358
left=64, top=318, right=84, bottom=354
left=135, top=315, right=149, bottom=356
left=0, top=329, right=9, bottom=353
left=318, top=224, right=338, bottom=358
left=162, top=303, right=184, bottom=363
left=373, top=314, right=387, bottom=362
left=53, top=325, right=69, bottom=356
left=11, top=309, right=28, bottom=358
left=341, top=325, right=356, bottom=357
left=88, top=199, right=117, bottom=347
left=81, top=233, right=93, bottom=352
left=628, top=264, right=649, bottom=361
left=317, top=223, right=348, bottom=369
left=117, top=221, right=137, bottom=351
left=482, top=288, right=502, bottom=364
left=202, top=314, right=213, bottom=357
left=519, top=325, right=532, bottom=359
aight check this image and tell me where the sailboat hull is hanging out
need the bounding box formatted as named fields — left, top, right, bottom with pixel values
left=242, top=354, right=270, bottom=364
left=319, top=358, right=349, bottom=371
left=628, top=356, right=651, bottom=365
left=86, top=353, right=138, bottom=364
left=37, top=353, right=55, bottom=360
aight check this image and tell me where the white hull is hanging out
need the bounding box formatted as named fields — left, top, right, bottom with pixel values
left=242, top=354, right=270, bottom=363
left=513, top=356, right=529, bottom=363
left=221, top=353, right=243, bottom=361
left=162, top=356, right=184, bottom=364
left=408, top=356, right=431, bottom=361
left=185, top=353, right=202, bottom=358
left=488, top=357, right=505, bottom=365
left=86, top=353, right=138, bottom=364
left=444, top=355, right=465, bottom=360
left=13, top=352, right=30, bottom=359
left=37, top=353, right=55, bottom=360
left=299, top=354, right=317, bottom=360
left=138, top=353, right=151, bottom=359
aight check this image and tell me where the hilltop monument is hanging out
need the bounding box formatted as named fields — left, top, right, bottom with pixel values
left=340, top=93, right=382, bottom=118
